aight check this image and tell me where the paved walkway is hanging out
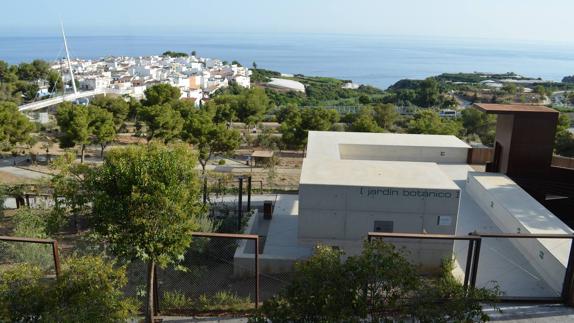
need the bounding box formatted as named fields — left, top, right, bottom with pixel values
left=0, top=166, right=50, bottom=181
left=152, top=304, right=574, bottom=322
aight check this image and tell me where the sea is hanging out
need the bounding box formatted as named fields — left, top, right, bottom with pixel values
left=2, top=32, right=574, bottom=90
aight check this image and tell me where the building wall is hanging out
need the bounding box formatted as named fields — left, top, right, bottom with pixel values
left=298, top=184, right=460, bottom=269
left=338, top=144, right=469, bottom=164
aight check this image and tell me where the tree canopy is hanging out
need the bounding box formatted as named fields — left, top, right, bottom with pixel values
left=89, top=107, right=117, bottom=157
left=407, top=109, right=462, bottom=136
left=0, top=102, right=35, bottom=150
left=139, top=104, right=184, bottom=143
left=279, top=106, right=339, bottom=149
left=88, top=144, right=207, bottom=321
left=162, top=51, right=189, bottom=58
left=461, top=108, right=496, bottom=146
left=143, top=83, right=181, bottom=106
left=349, top=108, right=383, bottom=133
left=182, top=109, right=241, bottom=172
left=555, top=114, right=574, bottom=157
left=56, top=102, right=92, bottom=163
left=90, top=95, right=130, bottom=127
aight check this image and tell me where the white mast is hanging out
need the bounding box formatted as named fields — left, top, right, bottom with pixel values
left=61, top=21, right=78, bottom=95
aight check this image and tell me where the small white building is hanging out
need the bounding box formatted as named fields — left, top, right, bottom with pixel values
left=298, top=132, right=470, bottom=269
left=235, top=130, right=574, bottom=298
left=234, top=75, right=251, bottom=88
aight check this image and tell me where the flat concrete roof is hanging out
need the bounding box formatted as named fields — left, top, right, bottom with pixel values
left=473, top=103, right=557, bottom=114
left=306, top=131, right=471, bottom=160
left=300, top=158, right=460, bottom=190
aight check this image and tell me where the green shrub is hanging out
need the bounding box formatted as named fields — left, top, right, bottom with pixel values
left=208, top=291, right=252, bottom=311
left=0, top=256, right=138, bottom=322
left=0, top=264, right=47, bottom=322
left=161, top=290, right=252, bottom=314
left=253, top=241, right=500, bottom=322
left=162, top=290, right=193, bottom=310
left=218, top=159, right=226, bottom=165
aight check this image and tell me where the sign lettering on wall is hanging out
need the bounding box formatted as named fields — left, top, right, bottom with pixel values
left=359, top=187, right=460, bottom=199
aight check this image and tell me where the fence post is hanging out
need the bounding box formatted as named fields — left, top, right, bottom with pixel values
left=562, top=238, right=574, bottom=305
left=463, top=239, right=475, bottom=289
left=203, top=176, right=208, bottom=205
left=238, top=177, right=243, bottom=232
left=255, top=237, right=260, bottom=309
left=52, top=240, right=61, bottom=277
left=154, top=266, right=160, bottom=315
left=469, top=234, right=482, bottom=289
left=247, top=176, right=252, bottom=212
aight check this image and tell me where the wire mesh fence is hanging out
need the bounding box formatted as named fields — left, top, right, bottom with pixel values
left=0, top=237, right=60, bottom=277
left=156, top=235, right=257, bottom=315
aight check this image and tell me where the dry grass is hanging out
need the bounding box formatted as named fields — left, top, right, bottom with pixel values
left=0, top=171, right=41, bottom=185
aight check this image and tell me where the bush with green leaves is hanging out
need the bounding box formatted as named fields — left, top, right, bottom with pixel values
left=0, top=256, right=138, bottom=322
left=252, top=241, right=500, bottom=323
left=0, top=263, right=47, bottom=321
left=162, top=290, right=252, bottom=313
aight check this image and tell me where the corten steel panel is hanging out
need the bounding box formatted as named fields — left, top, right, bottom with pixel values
left=491, top=112, right=558, bottom=178
left=506, top=113, right=558, bottom=177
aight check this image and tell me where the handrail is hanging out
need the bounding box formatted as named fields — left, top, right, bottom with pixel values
left=191, top=232, right=259, bottom=240
left=0, top=236, right=61, bottom=277
left=473, top=232, right=574, bottom=239
left=366, top=231, right=574, bottom=305
left=368, top=232, right=481, bottom=241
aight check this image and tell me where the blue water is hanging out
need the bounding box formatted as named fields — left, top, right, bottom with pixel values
left=2, top=33, right=574, bottom=89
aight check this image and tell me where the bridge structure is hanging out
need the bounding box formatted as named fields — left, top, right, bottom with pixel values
left=18, top=88, right=130, bottom=112
left=18, top=22, right=133, bottom=113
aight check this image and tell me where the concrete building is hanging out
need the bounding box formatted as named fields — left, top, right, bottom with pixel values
left=234, top=75, right=251, bottom=88
left=236, top=118, right=574, bottom=299
left=297, top=132, right=472, bottom=269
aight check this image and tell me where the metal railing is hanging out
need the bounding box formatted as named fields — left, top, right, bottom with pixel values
left=367, top=232, right=574, bottom=305
left=0, top=235, right=61, bottom=277
left=190, top=232, right=260, bottom=309
left=474, top=232, right=574, bottom=304
left=368, top=232, right=481, bottom=289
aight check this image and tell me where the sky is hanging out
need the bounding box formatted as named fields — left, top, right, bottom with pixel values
left=2, top=0, right=574, bottom=43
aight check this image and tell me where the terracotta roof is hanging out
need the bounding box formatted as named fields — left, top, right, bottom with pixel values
left=473, top=103, right=557, bottom=114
